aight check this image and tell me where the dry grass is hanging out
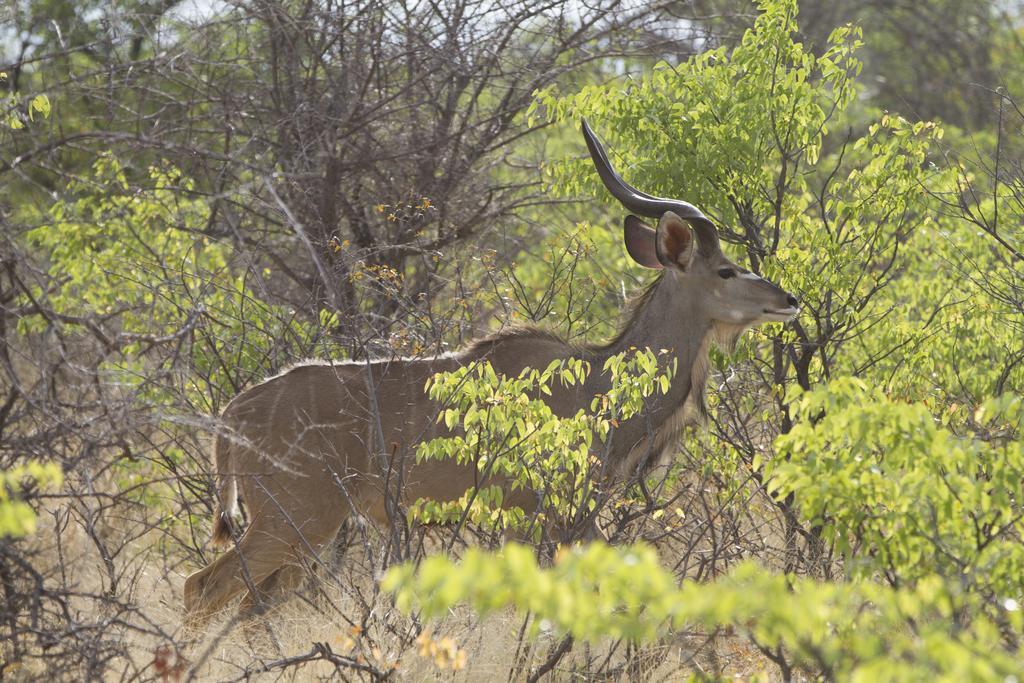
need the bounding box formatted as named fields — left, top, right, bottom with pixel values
left=5, top=462, right=792, bottom=682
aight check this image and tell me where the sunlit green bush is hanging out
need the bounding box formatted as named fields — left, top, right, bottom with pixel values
left=0, top=463, right=62, bottom=537
left=385, top=543, right=1024, bottom=680
left=772, top=379, right=1024, bottom=611
left=387, top=377, right=1024, bottom=677
left=411, top=350, right=675, bottom=536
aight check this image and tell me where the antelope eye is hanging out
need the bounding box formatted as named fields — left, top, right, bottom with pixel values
left=718, top=268, right=736, bottom=279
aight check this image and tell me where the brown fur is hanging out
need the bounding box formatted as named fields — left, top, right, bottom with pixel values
left=210, top=509, right=236, bottom=548
left=182, top=212, right=797, bottom=630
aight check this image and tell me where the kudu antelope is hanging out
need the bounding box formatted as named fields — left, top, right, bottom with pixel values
left=183, top=120, right=799, bottom=626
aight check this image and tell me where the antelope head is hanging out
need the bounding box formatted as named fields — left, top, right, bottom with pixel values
left=582, top=119, right=800, bottom=328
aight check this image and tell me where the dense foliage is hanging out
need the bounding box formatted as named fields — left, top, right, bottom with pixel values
left=411, top=351, right=674, bottom=537
left=384, top=0, right=1024, bottom=677
left=388, top=382, right=1024, bottom=678
left=2, top=0, right=1023, bottom=679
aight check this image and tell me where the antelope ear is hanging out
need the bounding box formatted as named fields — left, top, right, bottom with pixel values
left=623, top=215, right=663, bottom=269
left=655, top=211, right=696, bottom=270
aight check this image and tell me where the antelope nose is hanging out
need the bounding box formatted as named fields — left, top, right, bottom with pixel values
left=786, top=294, right=799, bottom=308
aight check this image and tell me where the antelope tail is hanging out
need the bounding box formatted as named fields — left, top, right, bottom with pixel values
left=210, top=434, right=239, bottom=547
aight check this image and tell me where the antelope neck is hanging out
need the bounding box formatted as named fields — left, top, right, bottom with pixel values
left=587, top=272, right=712, bottom=434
